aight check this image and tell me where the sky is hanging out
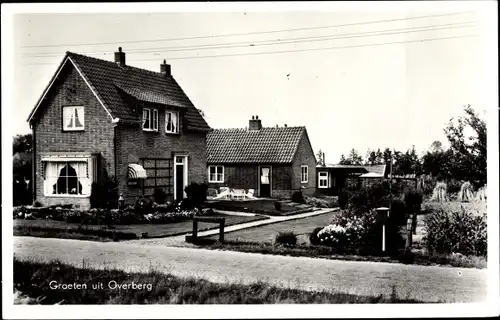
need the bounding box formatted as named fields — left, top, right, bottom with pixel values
left=6, top=3, right=494, bottom=163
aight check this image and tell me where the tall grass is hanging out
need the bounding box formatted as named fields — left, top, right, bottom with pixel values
left=14, top=258, right=423, bottom=304
left=431, top=182, right=448, bottom=202
left=458, top=181, right=474, bottom=202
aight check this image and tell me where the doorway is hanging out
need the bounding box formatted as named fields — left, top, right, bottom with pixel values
left=174, top=155, right=188, bottom=200
left=259, top=166, right=271, bottom=197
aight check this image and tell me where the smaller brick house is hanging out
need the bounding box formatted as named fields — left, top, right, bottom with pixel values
left=27, top=48, right=210, bottom=209
left=206, top=116, right=316, bottom=198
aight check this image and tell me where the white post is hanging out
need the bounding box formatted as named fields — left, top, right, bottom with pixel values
left=382, top=223, right=386, bottom=252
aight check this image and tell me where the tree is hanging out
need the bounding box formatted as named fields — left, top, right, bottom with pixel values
left=366, top=148, right=384, bottom=165
left=393, top=146, right=422, bottom=176
left=339, top=148, right=363, bottom=165
left=444, top=105, right=487, bottom=186
left=13, top=133, right=33, bottom=155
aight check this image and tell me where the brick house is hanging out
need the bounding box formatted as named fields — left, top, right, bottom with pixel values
left=27, top=48, right=210, bottom=209
left=206, top=116, right=316, bottom=199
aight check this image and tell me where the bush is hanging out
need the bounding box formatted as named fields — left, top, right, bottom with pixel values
left=347, top=181, right=391, bottom=215
left=338, top=191, right=348, bottom=209
left=458, top=181, right=474, bottom=202
left=291, top=191, right=305, bottom=203
left=390, top=199, right=407, bottom=227
left=273, top=201, right=282, bottom=211
left=275, top=231, right=297, bottom=247
left=309, top=227, right=323, bottom=245
left=90, top=175, right=119, bottom=209
left=403, top=189, right=423, bottom=214
left=431, top=182, right=448, bottom=202
left=152, top=188, right=167, bottom=204
left=184, top=183, right=208, bottom=210
left=424, top=209, right=487, bottom=256
left=318, top=208, right=404, bottom=255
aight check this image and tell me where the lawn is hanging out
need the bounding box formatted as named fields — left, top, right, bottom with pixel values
left=14, top=213, right=268, bottom=240
left=207, top=210, right=338, bottom=244
left=14, top=258, right=424, bottom=304
left=207, top=199, right=312, bottom=216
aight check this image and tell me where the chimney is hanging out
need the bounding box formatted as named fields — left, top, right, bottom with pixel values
left=249, top=115, right=262, bottom=131
left=160, top=59, right=171, bottom=76
left=284, top=124, right=288, bottom=128
left=114, top=47, right=126, bottom=66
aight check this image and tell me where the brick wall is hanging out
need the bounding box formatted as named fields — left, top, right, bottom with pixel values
left=115, top=110, right=207, bottom=205
left=32, top=62, right=115, bottom=209
left=291, top=131, right=317, bottom=196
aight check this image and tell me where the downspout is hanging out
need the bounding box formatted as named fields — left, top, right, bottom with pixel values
left=112, top=117, right=120, bottom=191
left=31, top=122, right=36, bottom=203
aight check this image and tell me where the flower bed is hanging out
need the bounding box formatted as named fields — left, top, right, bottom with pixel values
left=13, top=202, right=211, bottom=225
left=314, top=208, right=404, bottom=255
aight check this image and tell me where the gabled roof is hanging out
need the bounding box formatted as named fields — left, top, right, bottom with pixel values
left=27, top=51, right=210, bottom=131
left=207, top=126, right=307, bottom=164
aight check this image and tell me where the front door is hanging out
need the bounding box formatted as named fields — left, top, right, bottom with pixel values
left=259, top=166, right=271, bottom=197
left=174, top=156, right=187, bottom=200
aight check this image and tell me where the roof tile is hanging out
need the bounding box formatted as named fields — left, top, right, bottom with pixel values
left=66, top=52, right=210, bottom=131
left=207, top=127, right=305, bottom=164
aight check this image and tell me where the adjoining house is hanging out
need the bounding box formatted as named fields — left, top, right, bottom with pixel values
left=316, top=163, right=388, bottom=195
left=206, top=116, right=317, bottom=199
left=27, top=47, right=210, bottom=209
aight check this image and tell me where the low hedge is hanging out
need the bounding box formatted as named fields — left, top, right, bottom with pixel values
left=13, top=204, right=208, bottom=226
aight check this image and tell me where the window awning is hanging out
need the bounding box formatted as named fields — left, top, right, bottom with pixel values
left=128, top=164, right=147, bottom=179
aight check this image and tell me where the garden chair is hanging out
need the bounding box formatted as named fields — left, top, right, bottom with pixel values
left=231, top=189, right=246, bottom=201
left=246, top=189, right=257, bottom=199
left=213, top=187, right=230, bottom=200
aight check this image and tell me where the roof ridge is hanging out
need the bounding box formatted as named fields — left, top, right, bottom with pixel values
left=67, top=51, right=166, bottom=76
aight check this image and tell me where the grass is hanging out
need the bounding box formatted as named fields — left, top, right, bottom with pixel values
left=421, top=199, right=486, bottom=215
left=13, top=258, right=424, bottom=304
left=207, top=199, right=312, bottom=216
left=14, top=213, right=268, bottom=241
left=191, top=239, right=487, bottom=269
left=207, top=210, right=338, bottom=243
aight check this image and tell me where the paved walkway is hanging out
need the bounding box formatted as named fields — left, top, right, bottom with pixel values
left=124, top=208, right=336, bottom=246
left=14, top=236, right=488, bottom=303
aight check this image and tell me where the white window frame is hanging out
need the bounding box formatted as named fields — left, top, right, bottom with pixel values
left=42, top=159, right=93, bottom=197
left=208, top=165, right=224, bottom=183
left=301, top=165, right=309, bottom=183
left=165, top=110, right=179, bottom=134
left=62, top=106, right=85, bottom=131
left=318, top=172, right=329, bottom=189
left=142, top=108, right=158, bottom=132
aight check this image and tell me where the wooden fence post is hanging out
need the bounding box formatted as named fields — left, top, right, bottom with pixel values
left=192, top=220, right=198, bottom=240
left=219, top=221, right=224, bottom=243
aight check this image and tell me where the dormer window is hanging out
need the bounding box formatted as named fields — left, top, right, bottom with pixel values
left=143, top=108, right=158, bottom=131
left=165, top=111, right=179, bottom=134
left=63, top=106, right=84, bottom=131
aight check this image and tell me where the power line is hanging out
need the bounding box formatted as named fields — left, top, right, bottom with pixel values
left=20, top=11, right=476, bottom=48
left=22, top=21, right=476, bottom=58
left=22, top=34, right=478, bottom=66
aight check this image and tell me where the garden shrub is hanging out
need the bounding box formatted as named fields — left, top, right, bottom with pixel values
left=390, top=199, right=407, bottom=227
left=458, top=181, right=474, bottom=202
left=152, top=188, right=167, bottom=204
left=424, top=209, right=487, bottom=256
left=431, top=182, right=448, bottom=202
left=347, top=181, right=391, bottom=215
left=291, top=191, right=305, bottom=204
left=90, top=175, right=119, bottom=209
left=274, top=201, right=282, bottom=211
left=33, top=201, right=43, bottom=208
left=338, top=191, right=348, bottom=209
left=317, top=208, right=404, bottom=255
left=309, top=227, right=323, bottom=246
left=403, top=189, right=423, bottom=214
left=275, top=231, right=298, bottom=247
left=304, top=196, right=339, bottom=208
left=185, top=183, right=208, bottom=210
